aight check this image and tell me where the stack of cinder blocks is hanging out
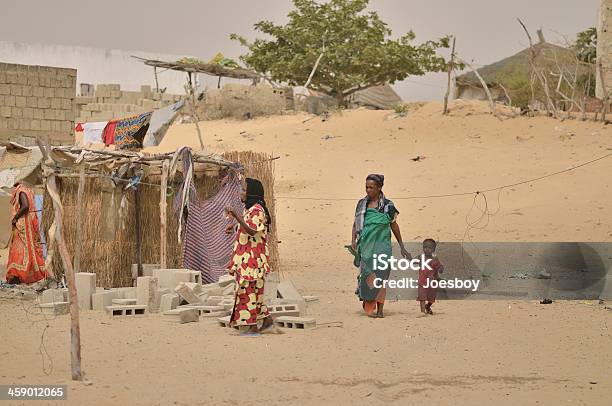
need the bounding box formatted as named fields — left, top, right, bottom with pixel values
left=75, top=84, right=183, bottom=123
left=216, top=275, right=319, bottom=330
left=0, top=62, right=76, bottom=146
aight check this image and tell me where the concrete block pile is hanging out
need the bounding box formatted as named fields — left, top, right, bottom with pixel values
left=35, top=269, right=319, bottom=331
left=75, top=84, right=183, bottom=123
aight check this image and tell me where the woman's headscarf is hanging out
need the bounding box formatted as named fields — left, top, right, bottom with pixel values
left=245, top=178, right=271, bottom=229
left=354, top=173, right=397, bottom=235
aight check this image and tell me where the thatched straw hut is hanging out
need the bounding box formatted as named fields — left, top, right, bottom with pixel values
left=41, top=146, right=277, bottom=287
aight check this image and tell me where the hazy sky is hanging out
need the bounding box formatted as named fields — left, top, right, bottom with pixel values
left=0, top=0, right=600, bottom=100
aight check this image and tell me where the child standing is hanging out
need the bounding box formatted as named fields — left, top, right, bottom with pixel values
left=417, top=239, right=444, bottom=315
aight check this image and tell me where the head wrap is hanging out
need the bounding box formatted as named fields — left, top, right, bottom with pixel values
left=245, top=178, right=271, bottom=229
left=366, top=173, right=384, bottom=187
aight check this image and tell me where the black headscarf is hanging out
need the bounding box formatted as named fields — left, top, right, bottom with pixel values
left=245, top=178, right=271, bottom=229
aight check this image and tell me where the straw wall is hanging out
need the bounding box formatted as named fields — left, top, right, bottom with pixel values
left=42, top=150, right=277, bottom=287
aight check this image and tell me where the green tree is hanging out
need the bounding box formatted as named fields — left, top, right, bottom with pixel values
left=573, top=27, right=597, bottom=64
left=231, top=0, right=450, bottom=104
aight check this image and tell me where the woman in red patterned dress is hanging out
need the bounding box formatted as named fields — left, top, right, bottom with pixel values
left=5, top=183, right=48, bottom=284
left=225, top=178, right=274, bottom=335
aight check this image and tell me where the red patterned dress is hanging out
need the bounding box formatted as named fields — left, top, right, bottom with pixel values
left=6, top=184, right=48, bottom=284
left=229, top=203, right=270, bottom=326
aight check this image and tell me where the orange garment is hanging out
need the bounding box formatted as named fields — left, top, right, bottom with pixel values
left=5, top=184, right=47, bottom=284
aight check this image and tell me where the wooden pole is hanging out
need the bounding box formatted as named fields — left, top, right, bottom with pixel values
left=135, top=187, right=143, bottom=279
left=456, top=56, right=496, bottom=115
left=159, top=160, right=169, bottom=269
left=187, top=72, right=205, bottom=150
left=154, top=67, right=159, bottom=93
left=443, top=37, right=457, bottom=115
left=36, top=138, right=82, bottom=381
left=73, top=164, right=86, bottom=273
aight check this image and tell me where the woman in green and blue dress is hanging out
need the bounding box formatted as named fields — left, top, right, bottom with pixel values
left=350, top=174, right=411, bottom=318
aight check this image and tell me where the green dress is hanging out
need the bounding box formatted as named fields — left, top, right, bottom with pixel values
left=349, top=208, right=393, bottom=302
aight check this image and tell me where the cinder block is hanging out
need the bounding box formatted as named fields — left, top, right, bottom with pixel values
left=160, top=293, right=180, bottom=312
left=92, top=291, right=116, bottom=311
left=75, top=272, right=96, bottom=310
left=270, top=298, right=306, bottom=316
left=152, top=288, right=170, bottom=312
left=136, top=276, right=158, bottom=308
left=37, top=302, right=70, bottom=316
left=41, top=289, right=65, bottom=304
left=117, top=287, right=137, bottom=300
left=184, top=282, right=202, bottom=295
left=218, top=274, right=235, bottom=287
left=153, top=269, right=194, bottom=289
left=163, top=308, right=199, bottom=324
left=106, top=305, right=147, bottom=316
left=267, top=303, right=301, bottom=317
left=0, top=106, right=11, bottom=118
left=203, top=295, right=225, bottom=306
left=217, top=315, right=239, bottom=329
left=174, top=282, right=202, bottom=304
left=201, top=284, right=224, bottom=296
left=222, top=284, right=235, bottom=296
left=15, top=95, right=26, bottom=107
left=112, top=298, right=137, bottom=305
left=181, top=304, right=225, bottom=313
left=273, top=316, right=316, bottom=330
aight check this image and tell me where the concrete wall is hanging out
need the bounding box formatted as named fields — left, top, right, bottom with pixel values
left=0, top=62, right=76, bottom=145
left=196, top=83, right=292, bottom=120
left=76, top=84, right=183, bottom=123
left=0, top=41, right=199, bottom=95
left=596, top=0, right=612, bottom=99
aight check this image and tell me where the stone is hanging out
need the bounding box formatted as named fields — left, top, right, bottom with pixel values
left=160, top=293, right=180, bottom=312
left=92, top=291, right=116, bottom=311
left=163, top=308, right=199, bottom=324
left=75, top=272, right=96, bottom=310
left=273, top=316, right=316, bottom=330
left=37, top=302, right=70, bottom=316
left=106, top=305, right=147, bottom=316
left=174, top=282, right=202, bottom=304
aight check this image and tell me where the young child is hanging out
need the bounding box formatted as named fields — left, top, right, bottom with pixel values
left=417, top=238, right=444, bottom=315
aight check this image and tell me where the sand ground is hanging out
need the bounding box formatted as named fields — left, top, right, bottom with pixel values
left=1, top=101, right=611, bottom=405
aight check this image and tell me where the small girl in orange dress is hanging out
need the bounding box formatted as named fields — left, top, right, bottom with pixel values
left=417, top=239, right=444, bottom=315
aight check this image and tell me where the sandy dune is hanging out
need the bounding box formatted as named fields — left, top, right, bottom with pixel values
left=1, top=100, right=611, bottom=405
